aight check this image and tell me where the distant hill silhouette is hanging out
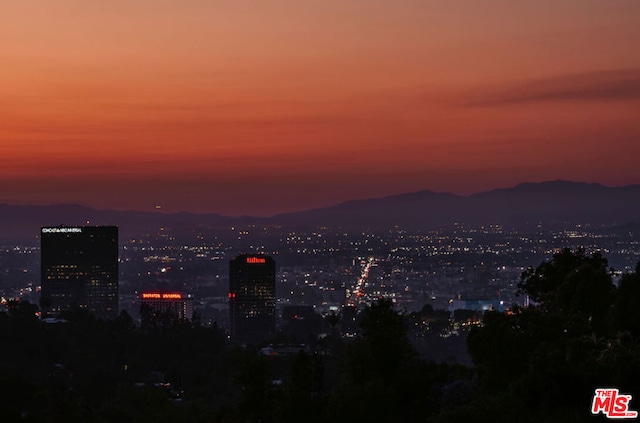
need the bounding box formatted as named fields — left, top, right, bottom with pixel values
left=271, top=189, right=465, bottom=229
left=271, top=180, right=640, bottom=229
left=1, top=181, right=639, bottom=241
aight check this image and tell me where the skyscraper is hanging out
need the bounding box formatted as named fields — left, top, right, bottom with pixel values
left=41, top=226, right=118, bottom=319
left=229, top=254, right=276, bottom=342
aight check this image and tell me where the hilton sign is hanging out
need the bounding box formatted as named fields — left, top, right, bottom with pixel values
left=246, top=257, right=266, bottom=264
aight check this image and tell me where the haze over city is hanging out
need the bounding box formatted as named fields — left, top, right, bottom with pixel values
left=2, top=1, right=640, bottom=215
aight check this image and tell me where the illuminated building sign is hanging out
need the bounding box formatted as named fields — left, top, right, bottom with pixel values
left=246, top=257, right=266, bottom=264
left=42, top=227, right=82, bottom=234
left=141, top=293, right=183, bottom=300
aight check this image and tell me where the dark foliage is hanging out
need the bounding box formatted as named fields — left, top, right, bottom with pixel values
left=8, top=250, right=634, bottom=422
left=443, top=249, right=640, bottom=422
left=0, top=297, right=474, bottom=422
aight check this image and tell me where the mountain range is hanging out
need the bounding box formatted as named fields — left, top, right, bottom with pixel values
left=1, top=181, right=639, bottom=241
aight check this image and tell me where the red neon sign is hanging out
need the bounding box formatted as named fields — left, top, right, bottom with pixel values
left=228, top=292, right=236, bottom=299
left=246, top=257, right=266, bottom=264
left=142, top=293, right=183, bottom=299
left=162, top=293, right=182, bottom=299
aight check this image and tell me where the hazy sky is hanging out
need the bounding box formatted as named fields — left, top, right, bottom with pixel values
left=2, top=0, right=640, bottom=215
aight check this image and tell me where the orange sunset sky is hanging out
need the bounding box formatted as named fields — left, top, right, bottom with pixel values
left=2, top=1, right=640, bottom=216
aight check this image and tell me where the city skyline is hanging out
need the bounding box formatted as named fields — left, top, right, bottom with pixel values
left=2, top=1, right=640, bottom=215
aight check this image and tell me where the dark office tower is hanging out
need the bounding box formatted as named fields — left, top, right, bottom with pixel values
left=41, top=226, right=118, bottom=319
left=229, top=254, right=276, bottom=342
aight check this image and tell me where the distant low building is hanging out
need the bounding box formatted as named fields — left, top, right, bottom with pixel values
left=282, top=305, right=315, bottom=321
left=140, top=292, right=194, bottom=326
left=448, top=299, right=504, bottom=313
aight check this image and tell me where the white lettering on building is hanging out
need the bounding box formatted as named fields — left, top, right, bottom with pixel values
left=42, top=228, right=83, bottom=234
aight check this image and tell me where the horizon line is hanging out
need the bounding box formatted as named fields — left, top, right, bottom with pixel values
left=1, top=179, right=639, bottom=218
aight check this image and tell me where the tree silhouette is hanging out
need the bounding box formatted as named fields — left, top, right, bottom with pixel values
left=614, top=261, right=640, bottom=337
left=331, top=298, right=472, bottom=422
left=456, top=249, right=640, bottom=422
left=518, top=249, right=613, bottom=314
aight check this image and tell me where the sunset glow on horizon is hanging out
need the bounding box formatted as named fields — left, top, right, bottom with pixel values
left=2, top=1, right=640, bottom=215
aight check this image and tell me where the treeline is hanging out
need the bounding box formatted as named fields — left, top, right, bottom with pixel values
left=447, top=248, right=640, bottom=422
left=0, top=300, right=472, bottom=422
left=1, top=249, right=639, bottom=421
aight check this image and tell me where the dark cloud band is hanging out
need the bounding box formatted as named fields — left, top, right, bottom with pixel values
left=465, top=68, right=640, bottom=106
